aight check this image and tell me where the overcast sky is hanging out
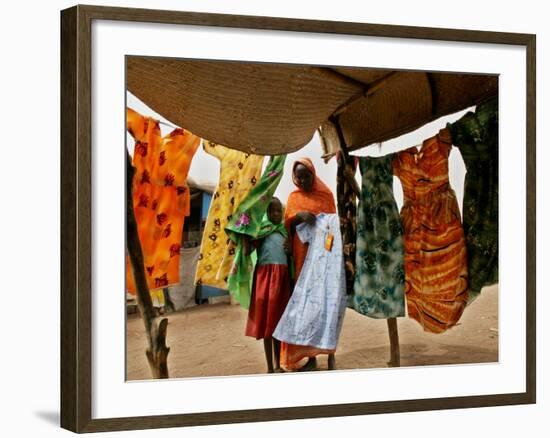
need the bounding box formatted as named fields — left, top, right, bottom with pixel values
left=127, top=92, right=471, bottom=212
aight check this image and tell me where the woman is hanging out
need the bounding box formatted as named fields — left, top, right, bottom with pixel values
left=280, top=158, right=338, bottom=371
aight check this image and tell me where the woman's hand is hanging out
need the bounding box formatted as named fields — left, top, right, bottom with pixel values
left=296, top=212, right=316, bottom=225
left=290, top=211, right=316, bottom=234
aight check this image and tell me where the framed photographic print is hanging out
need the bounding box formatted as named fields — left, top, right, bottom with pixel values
left=60, top=4, right=536, bottom=433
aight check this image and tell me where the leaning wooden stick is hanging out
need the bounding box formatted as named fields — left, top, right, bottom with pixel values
left=126, top=151, right=170, bottom=379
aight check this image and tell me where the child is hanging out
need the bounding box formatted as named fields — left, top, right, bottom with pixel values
left=244, top=197, right=291, bottom=373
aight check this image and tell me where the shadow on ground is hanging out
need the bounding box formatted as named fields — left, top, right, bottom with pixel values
left=336, top=342, right=497, bottom=371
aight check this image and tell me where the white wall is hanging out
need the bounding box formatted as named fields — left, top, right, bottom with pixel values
left=1, top=1, right=547, bottom=437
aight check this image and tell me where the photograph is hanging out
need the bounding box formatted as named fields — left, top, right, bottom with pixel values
left=58, top=4, right=536, bottom=432
left=2, top=0, right=547, bottom=436
left=124, top=58, right=500, bottom=380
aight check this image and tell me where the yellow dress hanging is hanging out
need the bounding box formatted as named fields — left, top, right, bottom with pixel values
left=194, top=141, right=264, bottom=289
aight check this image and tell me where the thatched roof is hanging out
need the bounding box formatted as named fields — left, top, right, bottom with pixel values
left=127, top=57, right=497, bottom=154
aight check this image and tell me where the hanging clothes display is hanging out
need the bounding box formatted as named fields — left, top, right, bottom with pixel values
left=126, top=108, right=200, bottom=293
left=194, top=141, right=264, bottom=289
left=273, top=213, right=347, bottom=369
left=350, top=154, right=406, bottom=319
left=336, top=152, right=358, bottom=296
left=393, top=129, right=469, bottom=333
left=447, top=99, right=498, bottom=299
left=224, top=155, right=287, bottom=308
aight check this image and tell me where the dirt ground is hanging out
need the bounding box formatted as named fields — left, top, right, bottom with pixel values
left=126, top=285, right=498, bottom=380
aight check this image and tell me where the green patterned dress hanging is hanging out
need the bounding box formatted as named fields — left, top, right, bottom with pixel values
left=447, top=98, right=498, bottom=299
left=349, top=154, right=405, bottom=319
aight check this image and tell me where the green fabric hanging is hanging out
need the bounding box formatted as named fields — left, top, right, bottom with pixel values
left=225, top=154, right=287, bottom=308
left=447, top=98, right=498, bottom=299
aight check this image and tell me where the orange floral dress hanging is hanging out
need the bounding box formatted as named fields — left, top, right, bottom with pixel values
left=126, top=108, right=200, bottom=293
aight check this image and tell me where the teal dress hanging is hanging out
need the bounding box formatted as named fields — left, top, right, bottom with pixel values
left=350, top=154, right=405, bottom=319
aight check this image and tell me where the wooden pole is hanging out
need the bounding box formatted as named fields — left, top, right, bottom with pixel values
left=386, top=317, right=400, bottom=367
left=328, top=115, right=361, bottom=197
left=330, top=115, right=401, bottom=368
left=126, top=151, right=170, bottom=379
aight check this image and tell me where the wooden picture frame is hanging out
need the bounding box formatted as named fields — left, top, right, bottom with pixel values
left=60, top=4, right=536, bottom=433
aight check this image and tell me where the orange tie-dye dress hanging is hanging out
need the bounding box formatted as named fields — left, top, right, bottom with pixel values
left=392, top=129, right=469, bottom=333
left=126, top=108, right=200, bottom=293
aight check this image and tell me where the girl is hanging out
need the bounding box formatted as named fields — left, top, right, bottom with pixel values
left=244, top=197, right=291, bottom=373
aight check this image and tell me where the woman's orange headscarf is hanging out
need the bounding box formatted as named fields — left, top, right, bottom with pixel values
left=285, top=158, right=336, bottom=279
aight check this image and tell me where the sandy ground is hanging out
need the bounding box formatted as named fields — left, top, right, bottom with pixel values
left=126, top=285, right=498, bottom=380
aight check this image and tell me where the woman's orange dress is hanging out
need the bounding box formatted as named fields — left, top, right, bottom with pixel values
left=392, top=130, right=469, bottom=333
